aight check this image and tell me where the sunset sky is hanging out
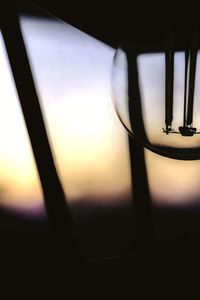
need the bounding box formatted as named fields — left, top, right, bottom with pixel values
left=0, top=30, right=45, bottom=217
left=1, top=9, right=200, bottom=219
left=0, top=15, right=131, bottom=217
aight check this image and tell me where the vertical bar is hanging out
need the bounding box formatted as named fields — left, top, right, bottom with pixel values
left=183, top=51, right=189, bottom=126
left=165, top=45, right=174, bottom=131
left=125, top=45, right=153, bottom=252
left=187, top=46, right=197, bottom=126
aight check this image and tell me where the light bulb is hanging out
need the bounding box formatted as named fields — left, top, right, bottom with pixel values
left=112, top=34, right=200, bottom=160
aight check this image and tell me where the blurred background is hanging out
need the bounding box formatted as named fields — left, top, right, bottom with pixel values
left=1, top=0, right=200, bottom=264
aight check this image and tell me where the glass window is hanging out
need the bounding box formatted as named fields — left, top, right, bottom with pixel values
left=19, top=8, right=134, bottom=258
left=0, top=32, right=46, bottom=220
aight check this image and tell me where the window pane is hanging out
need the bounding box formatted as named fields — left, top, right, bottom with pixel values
left=0, top=32, right=45, bottom=220
left=19, top=10, right=134, bottom=257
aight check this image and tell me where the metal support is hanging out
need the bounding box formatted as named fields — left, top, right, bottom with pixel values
left=165, top=46, right=174, bottom=132
left=186, top=43, right=197, bottom=126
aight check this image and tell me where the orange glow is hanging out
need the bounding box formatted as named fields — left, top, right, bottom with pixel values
left=43, top=94, right=131, bottom=201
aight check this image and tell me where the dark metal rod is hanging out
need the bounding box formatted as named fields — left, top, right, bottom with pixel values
left=187, top=49, right=197, bottom=126
left=126, top=46, right=153, bottom=251
left=0, top=3, right=78, bottom=254
left=165, top=48, right=174, bottom=129
left=183, top=51, right=189, bottom=126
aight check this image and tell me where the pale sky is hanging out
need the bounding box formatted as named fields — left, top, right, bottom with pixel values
left=20, top=16, right=132, bottom=202
left=0, top=31, right=44, bottom=217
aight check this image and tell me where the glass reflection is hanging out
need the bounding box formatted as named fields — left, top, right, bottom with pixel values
left=137, top=52, right=200, bottom=149
left=137, top=53, right=200, bottom=207
left=112, top=45, right=200, bottom=159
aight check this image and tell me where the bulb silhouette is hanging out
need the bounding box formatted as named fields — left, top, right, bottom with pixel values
left=112, top=36, right=200, bottom=160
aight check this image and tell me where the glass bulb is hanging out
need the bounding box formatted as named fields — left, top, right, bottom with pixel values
left=112, top=35, right=200, bottom=160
